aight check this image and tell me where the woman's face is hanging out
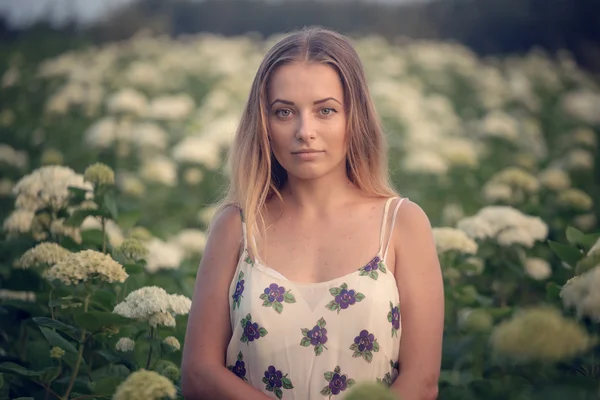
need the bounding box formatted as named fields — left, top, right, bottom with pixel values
left=267, top=62, right=348, bottom=183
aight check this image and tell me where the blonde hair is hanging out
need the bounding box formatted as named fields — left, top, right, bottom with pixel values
left=216, top=27, right=397, bottom=256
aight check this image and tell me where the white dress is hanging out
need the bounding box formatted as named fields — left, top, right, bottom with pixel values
left=226, top=197, right=405, bottom=399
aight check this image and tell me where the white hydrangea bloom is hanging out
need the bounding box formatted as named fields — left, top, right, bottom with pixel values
left=140, top=156, right=178, bottom=187
left=171, top=229, right=207, bottom=256
left=565, top=149, right=594, bottom=170
left=113, top=286, right=191, bottom=328
left=457, top=206, right=548, bottom=248
left=479, top=110, right=519, bottom=141
left=403, top=151, right=448, bottom=175
left=0, top=144, right=28, bottom=169
left=0, top=289, right=36, bottom=302
left=44, top=250, right=128, bottom=285
left=12, top=165, right=92, bottom=212
left=17, top=242, right=72, bottom=269
left=115, top=337, right=135, bottom=352
left=163, top=336, right=181, bottom=351
left=524, top=258, right=552, bottom=280
left=561, top=90, right=600, bottom=125
left=2, top=209, right=34, bottom=235
left=561, top=267, right=600, bottom=321
left=81, top=216, right=125, bottom=247
left=558, top=189, right=593, bottom=211
left=106, top=88, right=148, bottom=116
left=144, top=238, right=184, bottom=273
left=148, top=94, right=195, bottom=121
left=482, top=182, right=513, bottom=203
left=171, top=136, right=223, bottom=170
left=538, top=168, right=571, bottom=191
left=432, top=227, right=478, bottom=254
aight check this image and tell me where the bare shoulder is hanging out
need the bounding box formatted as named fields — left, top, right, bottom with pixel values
left=394, top=198, right=433, bottom=237
left=207, top=204, right=243, bottom=249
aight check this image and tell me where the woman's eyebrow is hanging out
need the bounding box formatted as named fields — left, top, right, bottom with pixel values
left=269, top=97, right=342, bottom=107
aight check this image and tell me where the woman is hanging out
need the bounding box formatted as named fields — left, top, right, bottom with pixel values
left=181, top=27, right=444, bottom=400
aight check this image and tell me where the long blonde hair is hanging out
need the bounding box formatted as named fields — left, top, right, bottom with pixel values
left=217, top=27, right=397, bottom=256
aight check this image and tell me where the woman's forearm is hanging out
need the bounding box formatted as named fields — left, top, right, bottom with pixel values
left=391, top=375, right=439, bottom=400
left=181, top=364, right=273, bottom=400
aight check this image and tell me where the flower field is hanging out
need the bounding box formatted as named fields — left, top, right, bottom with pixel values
left=1, top=31, right=600, bottom=399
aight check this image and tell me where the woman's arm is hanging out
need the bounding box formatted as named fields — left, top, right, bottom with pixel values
left=390, top=200, right=445, bottom=400
left=181, top=206, right=272, bottom=400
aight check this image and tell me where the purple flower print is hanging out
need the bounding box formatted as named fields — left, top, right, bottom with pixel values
left=240, top=314, right=268, bottom=344
left=308, top=325, right=328, bottom=346
left=265, top=283, right=285, bottom=303
left=350, top=329, right=379, bottom=363
left=262, top=365, right=294, bottom=399
left=387, top=302, right=401, bottom=337
left=227, top=352, right=247, bottom=381
left=320, top=366, right=355, bottom=398
left=354, top=330, right=375, bottom=351
left=377, top=360, right=400, bottom=387
left=326, top=283, right=365, bottom=313
left=301, top=317, right=328, bottom=355
left=358, top=255, right=387, bottom=280
left=232, top=271, right=244, bottom=310
left=259, top=283, right=296, bottom=314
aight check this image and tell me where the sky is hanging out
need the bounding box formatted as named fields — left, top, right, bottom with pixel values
left=0, top=0, right=421, bottom=28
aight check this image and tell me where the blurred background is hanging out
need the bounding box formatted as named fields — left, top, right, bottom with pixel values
left=1, top=0, right=600, bottom=399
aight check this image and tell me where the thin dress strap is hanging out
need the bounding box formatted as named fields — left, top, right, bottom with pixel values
left=378, top=197, right=396, bottom=256
left=239, top=207, right=248, bottom=251
left=383, top=198, right=406, bottom=262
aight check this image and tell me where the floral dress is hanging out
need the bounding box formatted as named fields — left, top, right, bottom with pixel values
left=226, top=197, right=405, bottom=399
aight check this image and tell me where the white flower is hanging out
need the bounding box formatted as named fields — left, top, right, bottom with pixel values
left=113, top=286, right=191, bottom=327
left=562, top=90, right=600, bottom=125
left=482, top=182, right=513, bottom=203
left=113, top=369, right=176, bottom=400
left=0, top=144, right=28, bottom=169
left=561, top=267, right=600, bottom=321
left=131, top=122, right=168, bottom=150
left=565, top=149, right=594, bottom=170
left=457, top=206, right=548, bottom=248
left=524, top=258, right=552, bottom=280
left=145, top=238, right=184, bottom=273
left=163, top=336, right=181, bottom=351
left=116, top=172, right=146, bottom=197
left=571, top=127, right=597, bottom=148
left=115, top=337, right=135, bottom=352
left=140, top=156, right=178, bottom=187
left=2, top=209, right=34, bottom=235
left=558, top=189, right=593, bottom=212
left=172, top=136, right=223, bottom=170
left=403, top=151, right=448, bottom=175
left=0, top=289, right=36, bottom=302
left=44, top=250, right=128, bottom=285
left=148, top=94, right=195, bottom=121
left=171, top=229, right=207, bottom=256
left=17, top=242, right=72, bottom=269
left=12, top=165, right=92, bottom=212
left=432, top=227, right=478, bottom=254
left=479, top=110, right=519, bottom=140
left=106, top=88, right=148, bottom=116
left=538, top=168, right=571, bottom=191
left=81, top=217, right=125, bottom=247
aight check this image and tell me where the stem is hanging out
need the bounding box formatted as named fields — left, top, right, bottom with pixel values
left=63, top=294, right=90, bottom=400
left=101, top=217, right=107, bottom=254
left=145, top=327, right=155, bottom=369
left=49, top=288, right=55, bottom=320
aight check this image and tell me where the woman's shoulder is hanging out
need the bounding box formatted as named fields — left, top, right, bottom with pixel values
left=393, top=198, right=432, bottom=233
left=207, top=203, right=244, bottom=246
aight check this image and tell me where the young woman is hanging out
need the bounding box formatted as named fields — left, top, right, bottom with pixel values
left=181, top=27, right=444, bottom=400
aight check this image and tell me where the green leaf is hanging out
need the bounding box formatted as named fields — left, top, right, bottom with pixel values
left=546, top=282, right=562, bottom=302
left=262, top=377, right=268, bottom=385
left=349, top=343, right=358, bottom=351
left=274, top=387, right=283, bottom=399
left=364, top=351, right=373, bottom=363
left=378, top=262, right=387, bottom=273
left=334, top=366, right=340, bottom=374
left=103, top=192, right=119, bottom=220
left=566, top=227, right=586, bottom=247
left=39, top=327, right=79, bottom=355
left=124, top=263, right=144, bottom=274
left=359, top=269, right=369, bottom=276
left=258, top=327, right=268, bottom=337
left=320, top=387, right=332, bottom=396
left=355, top=292, right=365, bottom=302
left=240, top=336, right=248, bottom=344
left=237, top=351, right=243, bottom=361
left=352, top=350, right=361, bottom=358
left=33, top=317, right=81, bottom=341
left=0, top=373, right=3, bottom=389
left=347, top=378, right=356, bottom=388
left=73, top=311, right=132, bottom=332
left=340, top=283, right=348, bottom=290
left=325, top=301, right=338, bottom=311
left=581, top=233, right=600, bottom=251
left=283, top=292, right=296, bottom=303
left=92, top=376, right=125, bottom=396
left=369, top=270, right=379, bottom=280
left=90, top=290, right=117, bottom=310
left=317, top=317, right=326, bottom=328
left=324, top=371, right=334, bottom=382
left=0, top=362, right=43, bottom=378
left=387, top=312, right=392, bottom=322
left=80, top=229, right=105, bottom=247
left=39, top=366, right=61, bottom=385
left=548, top=240, right=584, bottom=267
left=300, top=337, right=311, bottom=347
left=117, top=210, right=141, bottom=231
left=259, top=293, right=268, bottom=301
left=96, top=350, right=120, bottom=363
left=329, top=287, right=341, bottom=296
left=282, top=376, right=294, bottom=389
left=301, top=328, right=309, bottom=337
left=315, top=344, right=324, bottom=356
left=273, top=301, right=283, bottom=314
left=373, top=341, right=380, bottom=352
left=262, top=300, right=271, bottom=307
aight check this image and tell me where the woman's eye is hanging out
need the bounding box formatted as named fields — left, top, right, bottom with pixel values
left=275, top=109, right=292, bottom=117
left=320, top=107, right=336, bottom=116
